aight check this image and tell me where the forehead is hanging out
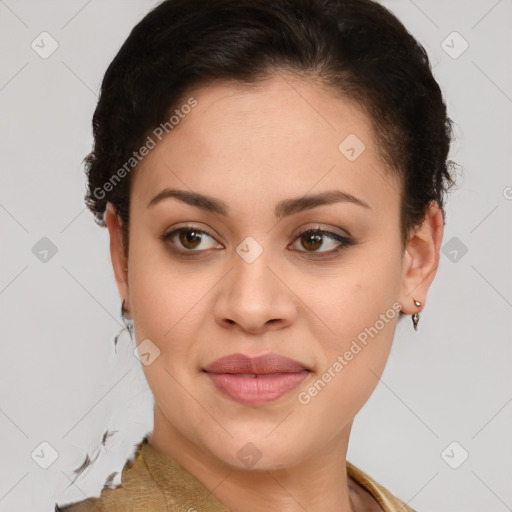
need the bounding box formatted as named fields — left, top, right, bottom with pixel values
left=132, top=73, right=401, bottom=218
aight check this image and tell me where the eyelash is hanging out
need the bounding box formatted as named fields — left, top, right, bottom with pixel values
left=160, top=225, right=355, bottom=258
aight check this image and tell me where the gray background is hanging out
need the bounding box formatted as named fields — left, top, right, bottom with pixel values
left=0, top=1, right=511, bottom=511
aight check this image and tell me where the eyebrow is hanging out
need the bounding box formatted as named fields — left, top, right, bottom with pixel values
left=146, top=188, right=372, bottom=218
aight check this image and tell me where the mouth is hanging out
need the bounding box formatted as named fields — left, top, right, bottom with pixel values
left=202, top=352, right=311, bottom=406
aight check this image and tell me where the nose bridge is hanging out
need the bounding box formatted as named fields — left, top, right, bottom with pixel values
left=214, top=234, right=297, bottom=331
left=230, top=234, right=278, bottom=303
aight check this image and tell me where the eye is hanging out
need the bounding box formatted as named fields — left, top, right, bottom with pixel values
left=161, top=225, right=354, bottom=257
left=161, top=226, right=223, bottom=252
left=289, top=228, right=353, bottom=255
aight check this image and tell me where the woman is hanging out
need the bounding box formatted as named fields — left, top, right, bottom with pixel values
left=56, top=0, right=456, bottom=510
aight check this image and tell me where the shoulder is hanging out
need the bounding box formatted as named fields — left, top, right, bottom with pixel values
left=55, top=497, right=103, bottom=512
left=54, top=439, right=157, bottom=512
left=56, top=436, right=231, bottom=512
left=346, top=460, right=418, bottom=512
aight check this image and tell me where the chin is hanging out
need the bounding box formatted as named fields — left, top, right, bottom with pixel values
left=205, top=430, right=310, bottom=472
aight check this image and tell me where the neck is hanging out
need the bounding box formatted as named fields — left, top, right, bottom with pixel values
left=207, top=457, right=359, bottom=512
left=148, top=406, right=360, bottom=512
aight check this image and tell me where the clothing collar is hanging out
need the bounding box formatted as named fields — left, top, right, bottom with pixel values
left=135, top=436, right=415, bottom=512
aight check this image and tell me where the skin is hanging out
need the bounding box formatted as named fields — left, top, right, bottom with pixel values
left=105, top=72, right=444, bottom=512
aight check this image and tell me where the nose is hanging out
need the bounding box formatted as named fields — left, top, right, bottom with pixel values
left=212, top=245, right=298, bottom=334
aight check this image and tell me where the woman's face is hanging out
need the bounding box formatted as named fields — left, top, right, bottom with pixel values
left=107, top=72, right=442, bottom=471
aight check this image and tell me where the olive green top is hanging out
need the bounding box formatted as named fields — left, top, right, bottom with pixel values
left=56, top=437, right=416, bottom=512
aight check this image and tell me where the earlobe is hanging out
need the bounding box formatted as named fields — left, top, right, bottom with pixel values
left=104, top=202, right=130, bottom=313
left=399, top=200, right=444, bottom=315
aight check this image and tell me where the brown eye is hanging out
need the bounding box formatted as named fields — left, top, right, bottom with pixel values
left=162, top=226, right=222, bottom=253
left=300, top=232, right=323, bottom=251
left=291, top=228, right=352, bottom=255
left=179, top=229, right=202, bottom=249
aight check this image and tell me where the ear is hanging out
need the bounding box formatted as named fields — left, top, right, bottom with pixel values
left=399, top=200, right=444, bottom=314
left=104, top=202, right=130, bottom=317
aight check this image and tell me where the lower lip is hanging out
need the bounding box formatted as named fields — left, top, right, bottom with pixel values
left=206, top=371, right=309, bottom=406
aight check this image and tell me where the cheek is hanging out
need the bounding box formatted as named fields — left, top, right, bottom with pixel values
left=130, top=272, right=207, bottom=361
left=301, top=240, right=402, bottom=384
left=127, top=225, right=201, bottom=338
left=127, top=250, right=220, bottom=379
left=311, top=247, right=401, bottom=331
left=297, top=292, right=400, bottom=430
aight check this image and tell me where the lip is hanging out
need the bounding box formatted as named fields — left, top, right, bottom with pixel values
left=203, top=352, right=309, bottom=374
left=203, top=352, right=310, bottom=406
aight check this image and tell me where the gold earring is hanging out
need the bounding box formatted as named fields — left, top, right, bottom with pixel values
left=412, top=298, right=421, bottom=331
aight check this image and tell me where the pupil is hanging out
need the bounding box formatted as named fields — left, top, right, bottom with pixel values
left=180, top=230, right=201, bottom=248
left=303, top=233, right=322, bottom=251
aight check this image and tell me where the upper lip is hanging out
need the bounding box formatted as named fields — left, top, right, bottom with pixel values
left=203, top=353, right=310, bottom=375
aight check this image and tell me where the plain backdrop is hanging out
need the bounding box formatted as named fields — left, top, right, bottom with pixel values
left=0, top=1, right=511, bottom=511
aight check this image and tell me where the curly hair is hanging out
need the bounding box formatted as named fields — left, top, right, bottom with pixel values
left=84, top=0, right=458, bottom=267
